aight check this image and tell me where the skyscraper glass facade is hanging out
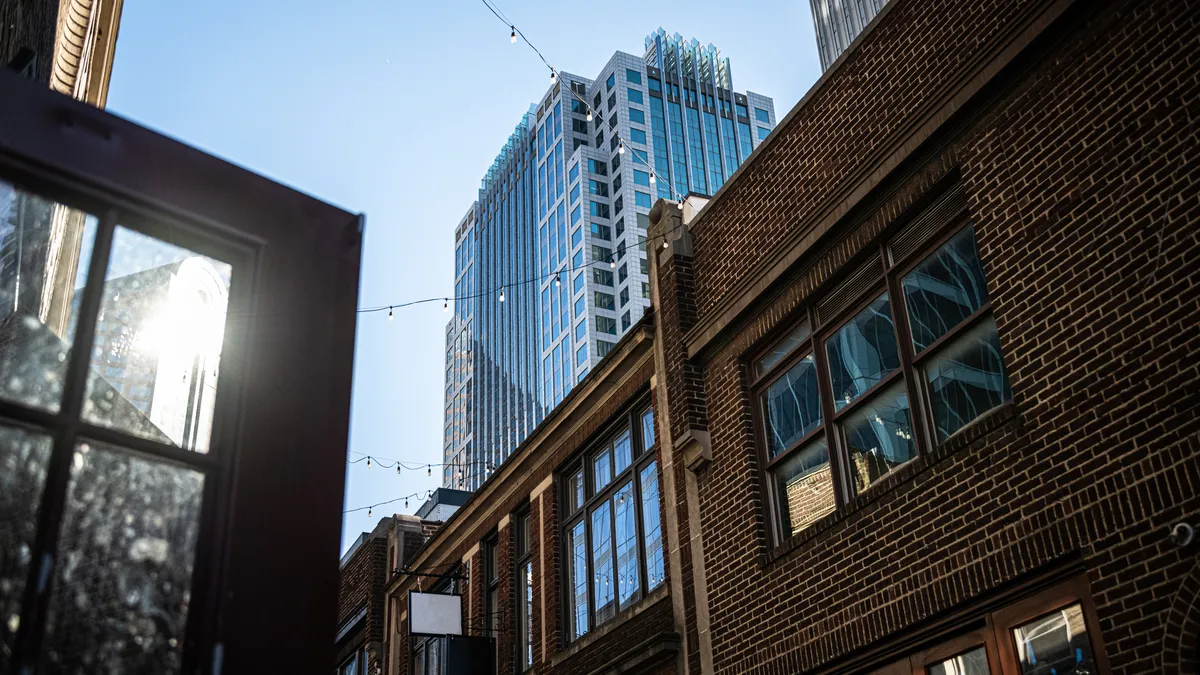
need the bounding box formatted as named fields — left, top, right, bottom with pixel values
left=810, top=0, right=891, bottom=70
left=444, top=29, right=777, bottom=491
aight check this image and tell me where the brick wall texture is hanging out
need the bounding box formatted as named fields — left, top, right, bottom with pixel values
left=338, top=536, right=388, bottom=672
left=384, top=0, right=1198, bottom=673
left=659, top=0, right=1199, bottom=671
left=0, top=0, right=57, bottom=83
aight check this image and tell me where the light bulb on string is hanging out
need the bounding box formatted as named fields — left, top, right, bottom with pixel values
left=387, top=307, right=393, bottom=321
left=499, top=289, right=505, bottom=303
left=510, top=27, right=516, bottom=43
left=610, top=259, right=616, bottom=269
left=444, top=299, right=449, bottom=312
left=554, top=273, right=561, bottom=287
left=368, top=507, right=372, bottom=517
left=366, top=456, right=371, bottom=469
left=663, top=239, right=669, bottom=249
left=586, top=110, right=593, bottom=122
left=396, top=464, right=401, bottom=475
left=427, top=465, right=432, bottom=476
left=677, top=199, right=684, bottom=210
left=405, top=497, right=409, bottom=508
left=617, top=140, right=625, bottom=155
left=649, top=172, right=656, bottom=185
left=550, top=70, right=557, bottom=84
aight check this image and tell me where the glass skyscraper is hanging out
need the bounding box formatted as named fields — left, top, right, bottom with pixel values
left=810, top=0, right=891, bottom=70
left=442, top=29, right=777, bottom=491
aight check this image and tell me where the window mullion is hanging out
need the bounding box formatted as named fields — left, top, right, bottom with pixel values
left=633, top=460, right=648, bottom=600
left=884, top=259, right=933, bottom=458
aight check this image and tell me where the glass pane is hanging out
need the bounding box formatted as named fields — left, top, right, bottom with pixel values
left=613, top=483, right=639, bottom=610
left=567, top=520, right=588, bottom=639
left=613, top=429, right=632, bottom=475
left=639, top=462, right=664, bottom=591
left=826, top=294, right=900, bottom=411
left=428, top=639, right=440, bottom=674
left=43, top=440, right=204, bottom=674
left=928, top=646, right=990, bottom=675
left=568, top=470, right=585, bottom=514
left=0, top=180, right=97, bottom=412
left=903, top=226, right=989, bottom=353
left=413, top=647, right=424, bottom=675
left=841, top=382, right=915, bottom=494
left=591, top=501, right=615, bottom=624
left=755, top=321, right=811, bottom=377
left=1012, top=603, right=1097, bottom=675
left=593, top=446, right=612, bottom=491
left=520, top=561, right=533, bottom=669
left=762, top=353, right=822, bottom=458
left=925, top=316, right=1011, bottom=441
left=774, top=438, right=835, bottom=538
left=0, top=425, right=53, bottom=668
left=641, top=408, right=655, bottom=449
left=83, top=226, right=232, bottom=453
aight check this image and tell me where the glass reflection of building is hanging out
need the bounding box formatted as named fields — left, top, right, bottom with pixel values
left=443, top=29, right=777, bottom=492
left=809, top=0, right=891, bottom=70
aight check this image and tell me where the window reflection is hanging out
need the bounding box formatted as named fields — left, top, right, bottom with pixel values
left=639, top=462, right=664, bottom=590
left=613, top=483, right=639, bottom=609
left=567, top=521, right=588, bottom=639
left=774, top=438, right=834, bottom=537
left=903, top=226, right=989, bottom=353
left=590, top=502, right=615, bottom=623
left=1012, top=604, right=1097, bottom=675
left=841, top=383, right=914, bottom=493
left=826, top=294, right=900, bottom=410
left=0, top=180, right=97, bottom=412
left=924, top=316, right=1011, bottom=440
left=81, top=227, right=231, bottom=453
left=762, top=354, right=822, bottom=458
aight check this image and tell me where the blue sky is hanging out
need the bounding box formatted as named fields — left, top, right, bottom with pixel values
left=104, top=0, right=823, bottom=553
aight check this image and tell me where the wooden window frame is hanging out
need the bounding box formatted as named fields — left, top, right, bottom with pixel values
left=751, top=193, right=1012, bottom=548
left=0, top=69, right=360, bottom=674
left=558, top=397, right=658, bottom=644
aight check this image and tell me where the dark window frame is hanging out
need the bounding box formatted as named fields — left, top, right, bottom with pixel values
left=513, top=509, right=533, bottom=673
left=750, top=200, right=1011, bottom=547
left=558, top=397, right=658, bottom=644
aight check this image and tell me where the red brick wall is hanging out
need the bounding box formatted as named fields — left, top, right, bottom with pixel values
left=337, top=536, right=387, bottom=671
left=659, top=0, right=1200, bottom=673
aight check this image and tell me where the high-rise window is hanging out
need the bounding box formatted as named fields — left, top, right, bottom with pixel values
left=596, top=340, right=615, bottom=358
left=702, top=111, right=724, bottom=191
left=667, top=103, right=689, bottom=198
left=628, top=88, right=643, bottom=104
left=720, top=117, right=739, bottom=175
left=630, top=128, right=647, bottom=145
left=596, top=316, right=617, bottom=334
left=738, top=121, right=753, bottom=162
left=754, top=107, right=770, bottom=123
left=629, top=108, right=645, bottom=124
left=753, top=210, right=1011, bottom=544
left=560, top=402, right=661, bottom=639
left=594, top=292, right=615, bottom=310
left=635, top=192, right=652, bottom=209
left=736, top=102, right=749, bottom=117
left=758, top=126, right=771, bottom=141
left=634, top=170, right=651, bottom=187
left=606, top=73, right=615, bottom=90
left=685, top=107, right=708, bottom=195
left=625, top=68, right=642, bottom=84
left=650, top=98, right=672, bottom=201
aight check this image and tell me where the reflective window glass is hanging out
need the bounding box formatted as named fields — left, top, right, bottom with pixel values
left=762, top=354, right=821, bottom=458
left=924, top=316, right=1011, bottom=440
left=756, top=321, right=811, bottom=377
left=590, top=502, right=614, bottom=623
left=826, top=293, right=900, bottom=410
left=613, top=429, right=631, bottom=474
left=902, top=226, right=989, bottom=353
left=1012, top=604, right=1097, bottom=675
left=774, top=438, right=834, bottom=537
left=613, top=482, right=639, bottom=609
left=82, top=227, right=232, bottom=453
left=567, top=521, right=588, bottom=639
left=0, top=425, right=53, bottom=664
left=841, top=383, right=915, bottom=493
left=928, top=646, right=990, bottom=675
left=0, top=181, right=98, bottom=412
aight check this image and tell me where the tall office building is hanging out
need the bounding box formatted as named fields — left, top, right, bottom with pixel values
left=442, top=29, right=777, bottom=491
left=810, top=0, right=891, bottom=70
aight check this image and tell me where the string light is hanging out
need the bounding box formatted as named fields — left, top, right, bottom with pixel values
left=396, top=464, right=402, bottom=474
left=368, top=507, right=372, bottom=517
left=387, top=307, right=393, bottom=321
left=663, top=239, right=669, bottom=249
left=366, top=456, right=372, bottom=469
left=617, top=140, right=625, bottom=155
left=586, top=110, right=593, bottom=122
left=444, top=299, right=449, bottom=312
left=610, top=259, right=616, bottom=269
left=550, top=70, right=557, bottom=84
left=510, top=27, right=516, bottom=43
left=499, top=289, right=505, bottom=302
left=649, top=171, right=656, bottom=184
left=428, top=465, right=432, bottom=476
left=554, top=273, right=561, bottom=287
left=677, top=199, right=685, bottom=210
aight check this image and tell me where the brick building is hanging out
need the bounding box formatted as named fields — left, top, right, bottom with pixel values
left=386, top=0, right=1199, bottom=672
